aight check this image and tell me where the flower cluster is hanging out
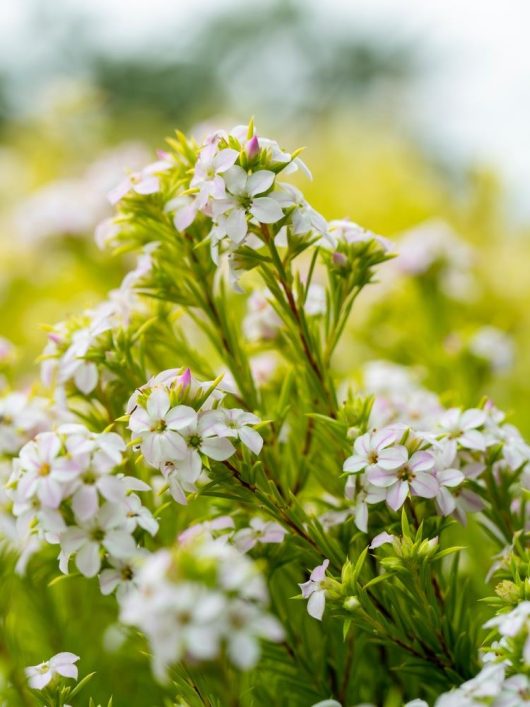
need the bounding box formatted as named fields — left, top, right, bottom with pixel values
left=119, top=532, right=284, bottom=679
left=343, top=393, right=530, bottom=531
left=9, top=424, right=155, bottom=579
left=41, top=248, right=154, bottom=394
left=128, top=367, right=263, bottom=504
left=484, top=601, right=530, bottom=669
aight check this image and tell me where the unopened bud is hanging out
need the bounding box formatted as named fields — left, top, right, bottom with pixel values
left=246, top=135, right=260, bottom=160
left=332, top=251, right=348, bottom=268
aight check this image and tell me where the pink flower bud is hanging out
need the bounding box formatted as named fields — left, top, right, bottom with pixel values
left=332, top=251, right=348, bottom=268
left=156, top=149, right=171, bottom=161
left=48, top=332, right=63, bottom=344
left=246, top=136, right=260, bottom=160
left=179, top=368, right=192, bottom=389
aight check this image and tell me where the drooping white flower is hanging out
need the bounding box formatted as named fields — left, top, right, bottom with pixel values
left=25, top=652, right=79, bottom=690
left=299, top=559, right=329, bottom=621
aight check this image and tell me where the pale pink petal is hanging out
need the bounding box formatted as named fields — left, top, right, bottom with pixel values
left=72, top=485, right=99, bottom=521
left=377, top=446, right=408, bottom=470
left=372, top=428, right=396, bottom=450
left=409, top=451, right=435, bottom=472
left=369, top=531, right=394, bottom=549
left=410, top=471, right=439, bottom=499
left=386, top=480, right=409, bottom=511
left=366, top=466, right=398, bottom=488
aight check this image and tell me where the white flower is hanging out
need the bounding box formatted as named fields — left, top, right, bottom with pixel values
left=171, top=410, right=236, bottom=478
left=233, top=518, right=286, bottom=552
left=16, top=432, right=66, bottom=508
left=211, top=408, right=263, bottom=455
left=439, top=408, right=487, bottom=451
left=99, top=553, right=146, bottom=600
left=343, top=428, right=403, bottom=475
left=367, top=449, right=438, bottom=512
left=59, top=503, right=136, bottom=577
left=129, top=389, right=193, bottom=467
left=493, top=674, right=530, bottom=707
left=299, top=559, right=329, bottom=621
left=0, top=392, right=51, bottom=455
left=191, top=143, right=239, bottom=209
left=431, top=442, right=465, bottom=516
left=212, top=166, right=283, bottom=244
left=122, top=493, right=158, bottom=536
left=25, top=652, right=79, bottom=690
left=435, top=663, right=506, bottom=706
left=108, top=159, right=171, bottom=205
left=484, top=602, right=530, bottom=664
left=224, top=599, right=284, bottom=669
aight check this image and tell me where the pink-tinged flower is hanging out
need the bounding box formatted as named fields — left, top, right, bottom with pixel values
left=369, top=531, right=395, bottom=549
left=17, top=433, right=65, bottom=508
left=299, top=559, right=329, bottom=621
left=107, top=159, right=170, bottom=205
left=211, top=409, right=263, bottom=455
left=439, top=408, right=487, bottom=451
left=128, top=389, right=193, bottom=467
left=367, top=450, right=438, bottom=512
left=431, top=443, right=465, bottom=516
left=212, top=166, right=283, bottom=244
left=166, top=194, right=198, bottom=232
left=233, top=518, right=286, bottom=553
left=451, top=486, right=485, bottom=525
left=25, top=652, right=79, bottom=690
left=343, top=428, right=404, bottom=475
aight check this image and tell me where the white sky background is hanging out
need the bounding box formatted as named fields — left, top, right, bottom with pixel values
left=1, top=0, right=530, bottom=216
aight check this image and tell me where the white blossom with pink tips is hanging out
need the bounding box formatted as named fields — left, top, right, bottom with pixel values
left=367, top=449, right=438, bottom=511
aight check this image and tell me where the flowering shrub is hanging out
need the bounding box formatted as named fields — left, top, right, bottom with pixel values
left=0, top=120, right=528, bottom=706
